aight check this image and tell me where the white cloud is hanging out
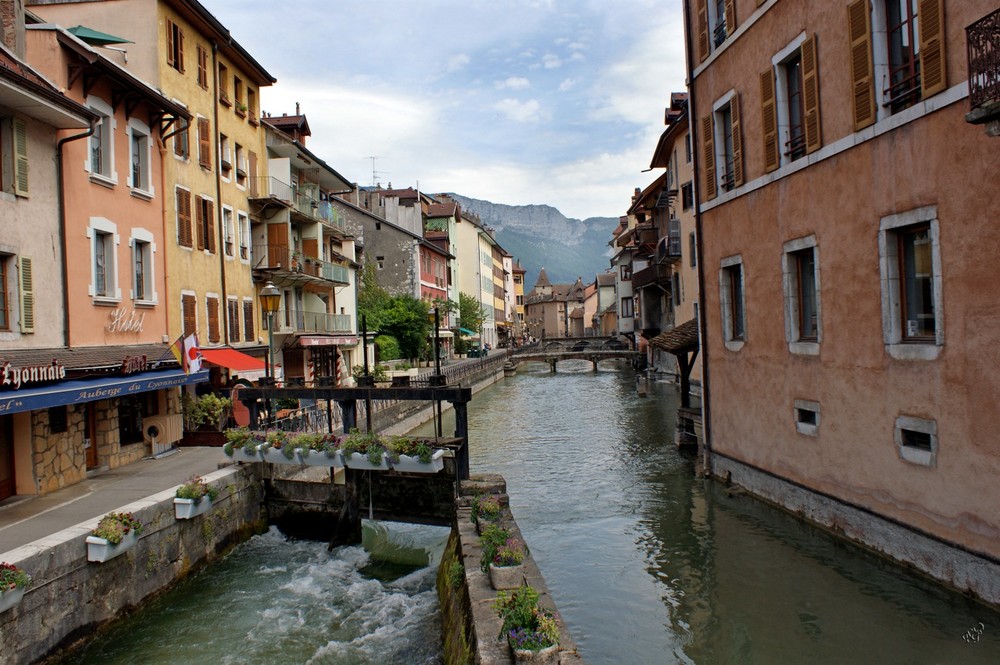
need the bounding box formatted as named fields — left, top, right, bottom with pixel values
left=542, top=53, right=562, bottom=69
left=558, top=78, right=576, bottom=92
left=496, top=77, right=531, bottom=90
left=494, top=98, right=544, bottom=123
left=446, top=53, right=471, bottom=71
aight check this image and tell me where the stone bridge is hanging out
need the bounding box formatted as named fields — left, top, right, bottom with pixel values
left=507, top=337, right=641, bottom=372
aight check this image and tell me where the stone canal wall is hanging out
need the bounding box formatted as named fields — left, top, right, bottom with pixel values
left=0, top=464, right=266, bottom=665
left=437, top=475, right=584, bottom=665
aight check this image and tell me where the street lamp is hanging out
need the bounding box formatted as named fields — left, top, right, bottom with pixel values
left=258, top=281, right=281, bottom=423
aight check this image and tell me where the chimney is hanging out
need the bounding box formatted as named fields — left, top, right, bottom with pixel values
left=1, top=0, right=25, bottom=59
left=295, top=102, right=300, bottom=115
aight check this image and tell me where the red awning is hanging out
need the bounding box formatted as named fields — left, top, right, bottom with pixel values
left=199, top=348, right=265, bottom=371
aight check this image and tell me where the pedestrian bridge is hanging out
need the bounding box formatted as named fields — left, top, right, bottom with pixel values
left=507, top=337, right=641, bottom=372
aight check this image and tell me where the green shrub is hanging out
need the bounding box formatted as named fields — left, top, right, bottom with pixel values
left=374, top=334, right=400, bottom=360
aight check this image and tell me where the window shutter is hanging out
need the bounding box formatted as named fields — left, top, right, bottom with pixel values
left=243, top=300, right=254, bottom=342
left=724, top=0, right=736, bottom=36
left=760, top=68, right=779, bottom=172
left=248, top=150, right=258, bottom=196
left=176, top=188, right=192, bottom=247
left=802, top=34, right=822, bottom=154
left=207, top=296, right=220, bottom=343
left=730, top=95, right=744, bottom=187
left=13, top=118, right=29, bottom=197
left=177, top=25, right=185, bottom=73
left=165, top=19, right=175, bottom=68
left=696, top=0, right=709, bottom=62
left=702, top=114, right=717, bottom=200
left=228, top=300, right=239, bottom=343
left=198, top=117, right=211, bottom=169
left=847, top=0, right=875, bottom=131
left=182, top=294, right=196, bottom=336
left=918, top=0, right=946, bottom=98
left=196, top=196, right=207, bottom=250
left=206, top=200, right=216, bottom=253
left=18, top=256, right=34, bottom=333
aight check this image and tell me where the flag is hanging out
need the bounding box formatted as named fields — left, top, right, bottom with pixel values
left=183, top=334, right=202, bottom=374
left=170, top=335, right=185, bottom=370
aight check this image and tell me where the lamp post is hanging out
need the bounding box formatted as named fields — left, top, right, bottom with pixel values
left=258, top=281, right=281, bottom=424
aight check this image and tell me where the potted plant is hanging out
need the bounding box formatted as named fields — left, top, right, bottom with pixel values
left=341, top=428, right=394, bottom=470
left=472, top=495, right=502, bottom=532
left=488, top=537, right=527, bottom=590
left=297, top=433, right=344, bottom=467
left=86, top=512, right=144, bottom=562
left=0, top=562, right=30, bottom=613
left=174, top=475, right=220, bottom=519
left=493, top=585, right=560, bottom=663
left=260, top=430, right=297, bottom=464
left=387, top=436, right=445, bottom=473
left=182, top=393, right=233, bottom=442
left=223, top=427, right=262, bottom=461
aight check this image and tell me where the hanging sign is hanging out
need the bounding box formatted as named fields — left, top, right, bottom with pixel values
left=121, top=355, right=149, bottom=375
left=1, top=360, right=67, bottom=390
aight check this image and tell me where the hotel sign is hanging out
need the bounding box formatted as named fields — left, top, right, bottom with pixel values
left=1, top=360, right=66, bottom=390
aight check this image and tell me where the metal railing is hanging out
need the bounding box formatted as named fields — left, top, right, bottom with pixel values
left=292, top=193, right=348, bottom=232
left=248, top=175, right=293, bottom=201
left=968, top=8, right=1000, bottom=112
left=252, top=244, right=350, bottom=284
left=280, top=310, right=352, bottom=334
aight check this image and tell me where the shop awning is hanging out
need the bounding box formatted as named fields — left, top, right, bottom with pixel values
left=432, top=330, right=454, bottom=338
left=458, top=328, right=476, bottom=336
left=0, top=369, right=208, bottom=416
left=200, top=347, right=265, bottom=372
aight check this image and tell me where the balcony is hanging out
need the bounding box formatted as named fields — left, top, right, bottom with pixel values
left=631, top=263, right=672, bottom=290
left=656, top=230, right=682, bottom=264
left=276, top=310, right=353, bottom=334
left=967, top=8, right=1000, bottom=132
left=291, top=192, right=347, bottom=233
left=248, top=175, right=293, bottom=202
left=252, top=244, right=350, bottom=286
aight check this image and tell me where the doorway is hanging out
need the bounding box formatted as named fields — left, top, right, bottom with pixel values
left=85, top=403, right=99, bottom=469
left=0, top=415, right=15, bottom=501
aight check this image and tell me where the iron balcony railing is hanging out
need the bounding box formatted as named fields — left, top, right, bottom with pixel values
left=631, top=263, right=672, bottom=290
left=248, top=175, right=293, bottom=201
left=967, top=8, right=1000, bottom=113
left=278, top=310, right=353, bottom=334
left=292, top=193, right=347, bottom=232
left=252, top=244, right=350, bottom=284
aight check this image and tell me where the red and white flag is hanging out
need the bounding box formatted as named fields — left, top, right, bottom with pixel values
left=183, top=334, right=202, bottom=374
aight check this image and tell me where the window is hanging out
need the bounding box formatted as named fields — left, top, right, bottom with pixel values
left=89, top=218, right=119, bottom=301
left=895, top=415, right=937, bottom=467
left=227, top=298, right=240, bottom=343
left=672, top=272, right=682, bottom=307
left=681, top=182, right=694, bottom=211
left=0, top=255, right=9, bottom=330
left=218, top=63, right=230, bottom=105
left=196, top=44, right=208, bottom=89
left=696, top=0, right=735, bottom=61
left=376, top=256, right=384, bottom=270
left=234, top=143, right=246, bottom=187
left=762, top=34, right=821, bottom=172
left=222, top=206, right=235, bottom=257
left=165, top=18, right=184, bottom=73
left=206, top=295, right=220, bottom=343
left=176, top=187, right=193, bottom=247
left=719, top=256, right=745, bottom=349
left=196, top=196, right=215, bottom=253
left=620, top=263, right=632, bottom=280
left=87, top=97, right=115, bottom=180
left=247, top=88, right=257, bottom=123
left=197, top=117, right=211, bottom=170
left=234, top=77, right=244, bottom=115
left=620, top=297, right=634, bottom=318
left=129, top=119, right=151, bottom=193
left=684, top=133, right=692, bottom=163
left=702, top=93, right=743, bottom=199
left=219, top=134, right=231, bottom=179
left=794, top=399, right=820, bottom=437
left=782, top=236, right=820, bottom=354
left=878, top=206, right=942, bottom=360
left=885, top=0, right=920, bottom=113
left=131, top=231, right=155, bottom=303
left=49, top=405, right=68, bottom=434
left=173, top=121, right=189, bottom=159
left=238, top=212, right=250, bottom=261
left=181, top=292, right=197, bottom=336
left=689, top=232, right=697, bottom=268
left=718, top=104, right=737, bottom=191
left=242, top=299, right=255, bottom=342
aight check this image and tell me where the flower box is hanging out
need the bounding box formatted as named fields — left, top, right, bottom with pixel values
left=0, top=586, right=25, bottom=614
left=489, top=563, right=525, bottom=590
left=86, top=530, right=139, bottom=563
left=260, top=447, right=299, bottom=465
left=225, top=444, right=261, bottom=462
left=174, top=496, right=213, bottom=520
left=344, top=452, right=391, bottom=471
left=392, top=449, right=445, bottom=474
left=512, top=643, right=559, bottom=664
left=299, top=449, right=344, bottom=467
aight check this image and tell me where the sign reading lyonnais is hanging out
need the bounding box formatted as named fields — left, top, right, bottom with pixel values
left=1, top=360, right=67, bottom=390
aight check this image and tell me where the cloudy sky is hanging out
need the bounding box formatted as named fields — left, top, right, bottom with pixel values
left=209, top=0, right=687, bottom=220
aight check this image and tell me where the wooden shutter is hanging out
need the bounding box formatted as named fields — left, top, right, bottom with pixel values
left=195, top=196, right=206, bottom=250
left=165, top=19, right=175, bottom=69
left=177, top=25, right=185, bottom=73
left=243, top=300, right=254, bottom=342
left=176, top=188, right=192, bottom=247
left=248, top=151, right=258, bottom=196
left=801, top=34, right=822, bottom=154
left=205, top=199, right=216, bottom=253
left=847, top=0, right=875, bottom=131
left=730, top=95, right=744, bottom=187
left=696, top=0, right=709, bottom=62
left=724, top=0, right=736, bottom=36
left=760, top=68, right=779, bottom=172
left=702, top=114, right=717, bottom=200
left=182, top=294, right=197, bottom=336
left=197, top=117, right=211, bottom=169
left=207, top=296, right=220, bottom=343
left=18, top=256, right=33, bottom=333
left=13, top=118, right=28, bottom=197
left=228, top=300, right=239, bottom=343
left=918, top=0, right=946, bottom=98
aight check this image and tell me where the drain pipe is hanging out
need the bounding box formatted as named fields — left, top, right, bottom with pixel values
left=682, top=0, right=713, bottom=473
left=212, top=39, right=230, bottom=343
left=57, top=121, right=97, bottom=348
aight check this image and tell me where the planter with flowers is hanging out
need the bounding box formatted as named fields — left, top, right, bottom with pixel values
left=472, top=495, right=503, bottom=534
left=222, top=428, right=263, bottom=461
left=487, top=536, right=527, bottom=590
left=0, top=562, right=30, bottom=613
left=86, top=512, right=143, bottom=563
left=260, top=430, right=299, bottom=464
left=296, top=432, right=344, bottom=467
left=341, top=428, right=395, bottom=471
left=174, top=475, right=220, bottom=519
left=387, top=436, right=445, bottom=474
left=494, top=585, right=560, bottom=664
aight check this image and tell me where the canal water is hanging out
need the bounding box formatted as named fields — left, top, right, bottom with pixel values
left=61, top=361, right=1000, bottom=664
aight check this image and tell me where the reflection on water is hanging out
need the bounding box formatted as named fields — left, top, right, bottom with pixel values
left=413, top=363, right=1000, bottom=664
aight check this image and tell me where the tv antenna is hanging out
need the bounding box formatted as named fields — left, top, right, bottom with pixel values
left=367, top=156, right=387, bottom=187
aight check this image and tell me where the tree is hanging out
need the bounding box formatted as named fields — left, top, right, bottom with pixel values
left=357, top=262, right=391, bottom=334
left=380, top=296, right=431, bottom=361
left=458, top=292, right=487, bottom=334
